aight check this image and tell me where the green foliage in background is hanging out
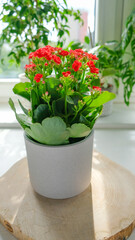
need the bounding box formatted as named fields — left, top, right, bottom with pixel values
left=0, top=0, right=82, bottom=65
left=95, top=9, right=135, bottom=105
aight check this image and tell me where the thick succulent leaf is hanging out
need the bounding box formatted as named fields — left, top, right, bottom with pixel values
left=68, top=123, right=91, bottom=138
left=90, top=91, right=116, bottom=108
left=46, top=77, right=60, bottom=100
left=31, top=89, right=40, bottom=112
left=52, top=98, right=65, bottom=117
left=18, top=99, right=28, bottom=115
left=33, top=104, right=50, bottom=123
left=25, top=117, right=69, bottom=145
left=13, top=82, right=31, bottom=100
left=52, top=98, right=74, bottom=117
left=66, top=95, right=74, bottom=104
left=8, top=98, right=32, bottom=129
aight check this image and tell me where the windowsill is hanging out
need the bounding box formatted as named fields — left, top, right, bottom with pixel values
left=0, top=78, right=20, bottom=83
left=0, top=102, right=135, bottom=129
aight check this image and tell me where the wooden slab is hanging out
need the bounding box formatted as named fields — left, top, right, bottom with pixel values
left=0, top=151, right=135, bottom=240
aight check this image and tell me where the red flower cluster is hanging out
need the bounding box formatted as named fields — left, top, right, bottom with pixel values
left=52, top=55, right=61, bottom=64
left=62, top=71, right=71, bottom=77
left=24, top=63, right=36, bottom=69
left=34, top=73, right=43, bottom=83
left=93, top=86, right=101, bottom=92
left=88, top=53, right=99, bottom=60
left=72, top=60, right=82, bottom=72
left=87, top=60, right=99, bottom=74
left=26, top=45, right=100, bottom=87
left=59, top=50, right=69, bottom=56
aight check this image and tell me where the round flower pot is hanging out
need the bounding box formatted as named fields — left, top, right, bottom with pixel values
left=101, top=84, right=114, bottom=117
left=24, top=131, right=94, bottom=199
left=18, top=73, right=29, bottom=83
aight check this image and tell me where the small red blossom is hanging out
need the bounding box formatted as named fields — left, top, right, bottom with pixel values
left=34, top=73, right=43, bottom=83
left=89, top=53, right=99, bottom=60
left=44, top=63, right=48, bottom=66
left=93, top=86, right=101, bottom=92
left=72, top=60, right=82, bottom=72
left=34, top=48, right=52, bottom=60
left=90, top=67, right=99, bottom=74
left=29, top=52, right=37, bottom=59
left=24, top=63, right=36, bottom=69
left=87, top=60, right=95, bottom=68
left=55, top=47, right=62, bottom=51
left=59, top=50, right=69, bottom=56
left=52, top=55, right=61, bottom=64
left=62, top=71, right=71, bottom=77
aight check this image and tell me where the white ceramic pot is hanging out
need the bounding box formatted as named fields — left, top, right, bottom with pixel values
left=24, top=131, right=94, bottom=199
left=101, top=100, right=113, bottom=117
left=18, top=73, right=29, bottom=83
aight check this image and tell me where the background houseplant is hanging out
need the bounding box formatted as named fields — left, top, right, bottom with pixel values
left=0, top=0, right=82, bottom=65
left=93, top=9, right=135, bottom=106
left=9, top=45, right=115, bottom=199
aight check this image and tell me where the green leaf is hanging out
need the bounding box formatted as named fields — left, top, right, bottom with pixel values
left=31, top=89, right=40, bottom=113
left=68, top=123, right=91, bottom=138
left=52, top=98, right=65, bottom=117
left=122, top=25, right=133, bottom=50
left=66, top=95, right=74, bottom=104
left=131, top=39, right=135, bottom=57
left=25, top=117, right=69, bottom=145
left=33, top=104, right=50, bottom=123
left=13, top=82, right=31, bottom=101
left=90, top=92, right=116, bottom=108
left=84, top=36, right=90, bottom=45
left=18, top=99, right=28, bottom=116
left=101, top=68, right=117, bottom=77
left=8, top=98, right=32, bottom=129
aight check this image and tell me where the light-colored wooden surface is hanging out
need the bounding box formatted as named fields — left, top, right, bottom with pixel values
left=0, top=151, right=135, bottom=240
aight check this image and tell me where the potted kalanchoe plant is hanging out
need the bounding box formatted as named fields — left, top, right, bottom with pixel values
left=9, top=45, right=115, bottom=199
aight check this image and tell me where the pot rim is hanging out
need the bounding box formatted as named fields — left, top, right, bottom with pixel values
left=24, top=129, right=94, bottom=149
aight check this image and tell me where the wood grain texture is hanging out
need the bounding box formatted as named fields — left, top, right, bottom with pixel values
left=0, top=151, right=135, bottom=240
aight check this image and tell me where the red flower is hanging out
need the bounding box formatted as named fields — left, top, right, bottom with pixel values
left=35, top=48, right=52, bottom=60
left=24, top=63, right=36, bottom=69
left=59, top=50, right=69, bottom=56
left=87, top=60, right=95, bottom=68
left=29, top=52, right=37, bottom=59
left=89, top=53, right=99, bottom=60
left=72, top=60, right=82, bottom=72
left=52, top=55, right=61, bottom=64
left=62, top=71, right=71, bottom=77
left=44, top=63, right=48, bottom=66
left=55, top=47, right=62, bottom=51
left=45, top=45, right=55, bottom=52
left=34, top=73, right=43, bottom=83
left=93, top=86, right=101, bottom=92
left=90, top=67, right=99, bottom=74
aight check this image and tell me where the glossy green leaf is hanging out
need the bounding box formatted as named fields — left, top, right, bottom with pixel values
left=13, top=82, right=31, bottom=101
left=66, top=95, right=74, bottom=104
left=25, top=117, right=69, bottom=145
left=33, top=104, right=50, bottom=123
left=31, top=89, right=40, bottom=113
left=84, top=36, right=90, bottom=44
left=18, top=99, right=28, bottom=116
left=90, top=91, right=116, bottom=108
left=9, top=98, right=32, bottom=129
